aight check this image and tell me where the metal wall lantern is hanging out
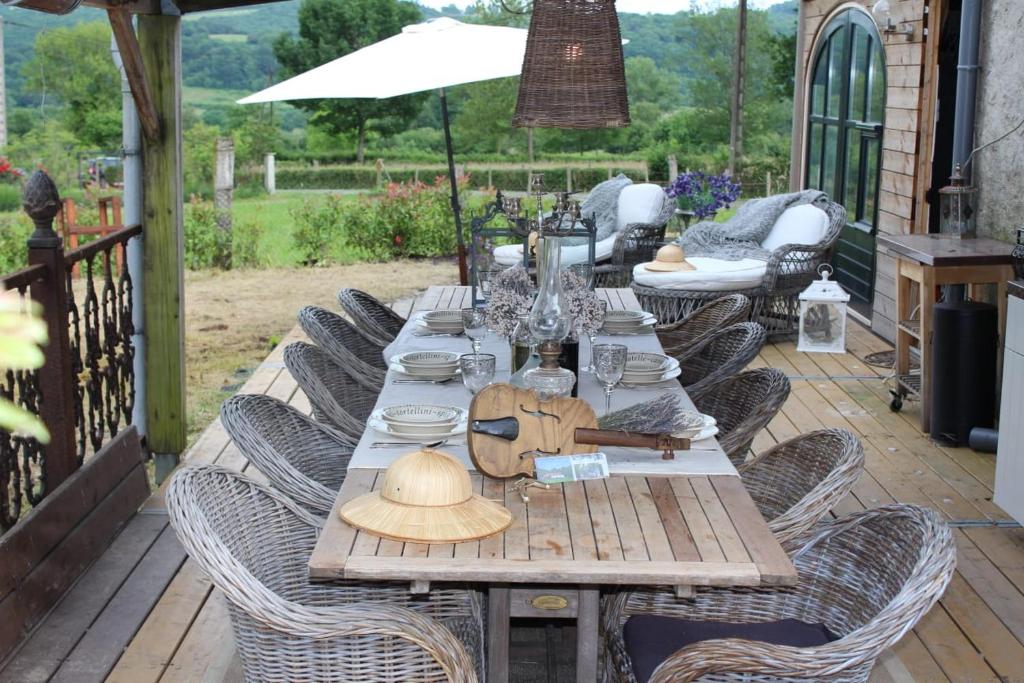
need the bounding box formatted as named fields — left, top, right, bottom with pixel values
left=939, top=163, right=978, bottom=239
left=512, top=0, right=630, bottom=129
left=797, top=265, right=851, bottom=354
left=871, top=0, right=915, bottom=39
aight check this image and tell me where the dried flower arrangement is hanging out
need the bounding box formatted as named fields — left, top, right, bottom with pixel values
left=484, top=265, right=605, bottom=337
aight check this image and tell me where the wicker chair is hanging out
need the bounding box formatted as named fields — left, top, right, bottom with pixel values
left=221, top=393, right=356, bottom=515
left=284, top=342, right=378, bottom=441
left=740, top=428, right=865, bottom=548
left=337, top=288, right=407, bottom=346
left=166, top=465, right=484, bottom=682
left=603, top=504, right=956, bottom=683
left=632, top=200, right=847, bottom=337
left=673, top=322, right=767, bottom=395
left=594, top=196, right=676, bottom=289
left=657, top=294, right=751, bottom=358
left=690, top=368, right=790, bottom=466
left=298, top=305, right=387, bottom=390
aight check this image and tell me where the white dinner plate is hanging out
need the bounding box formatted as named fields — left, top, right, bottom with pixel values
left=368, top=416, right=467, bottom=441
left=388, top=361, right=460, bottom=378
left=620, top=366, right=681, bottom=386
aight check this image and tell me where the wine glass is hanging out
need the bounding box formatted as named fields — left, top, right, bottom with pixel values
left=569, top=263, right=596, bottom=290
left=460, top=353, right=495, bottom=395
left=584, top=300, right=608, bottom=372
left=462, top=307, right=488, bottom=355
left=592, top=343, right=627, bottom=414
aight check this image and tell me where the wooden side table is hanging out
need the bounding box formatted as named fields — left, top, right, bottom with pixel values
left=878, top=234, right=1014, bottom=433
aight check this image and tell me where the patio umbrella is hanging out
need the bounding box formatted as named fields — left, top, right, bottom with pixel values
left=239, top=17, right=530, bottom=284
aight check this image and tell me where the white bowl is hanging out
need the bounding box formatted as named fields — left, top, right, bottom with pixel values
left=381, top=404, right=462, bottom=426
left=397, top=351, right=461, bottom=367
left=422, top=310, right=465, bottom=331
left=604, top=310, right=646, bottom=324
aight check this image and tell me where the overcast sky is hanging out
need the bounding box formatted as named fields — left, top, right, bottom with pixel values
left=420, top=1, right=786, bottom=13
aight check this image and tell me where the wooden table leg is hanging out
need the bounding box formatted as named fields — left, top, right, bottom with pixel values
left=576, top=588, right=600, bottom=683
left=488, top=587, right=511, bottom=683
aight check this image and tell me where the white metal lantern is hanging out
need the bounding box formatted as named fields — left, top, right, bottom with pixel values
left=797, top=264, right=851, bottom=354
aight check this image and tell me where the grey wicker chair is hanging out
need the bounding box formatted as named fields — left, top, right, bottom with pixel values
left=221, top=393, right=356, bottom=515
left=603, top=504, right=956, bottom=683
left=739, top=428, right=865, bottom=548
left=632, top=200, right=847, bottom=337
left=594, top=195, right=676, bottom=288
left=284, top=342, right=378, bottom=441
left=338, top=288, right=407, bottom=346
left=673, top=322, right=767, bottom=395
left=657, top=294, right=751, bottom=358
left=690, top=368, right=790, bottom=466
left=166, top=465, right=484, bottom=682
left=298, top=305, right=387, bottom=390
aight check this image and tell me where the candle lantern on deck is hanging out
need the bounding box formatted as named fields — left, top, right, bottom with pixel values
left=938, top=164, right=978, bottom=239
left=797, top=264, right=851, bottom=354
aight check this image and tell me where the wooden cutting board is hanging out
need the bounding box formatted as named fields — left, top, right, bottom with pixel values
left=467, top=383, right=598, bottom=479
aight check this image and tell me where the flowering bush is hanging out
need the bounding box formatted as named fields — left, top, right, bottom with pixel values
left=0, top=158, right=24, bottom=185
left=665, top=171, right=741, bottom=219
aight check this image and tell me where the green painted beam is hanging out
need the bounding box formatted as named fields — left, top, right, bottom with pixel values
left=138, top=15, right=186, bottom=482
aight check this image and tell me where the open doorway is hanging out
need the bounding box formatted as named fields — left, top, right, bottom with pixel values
left=927, top=0, right=962, bottom=233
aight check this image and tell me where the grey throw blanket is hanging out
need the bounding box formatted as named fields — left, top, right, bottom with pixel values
left=678, top=189, right=827, bottom=260
left=562, top=173, right=632, bottom=246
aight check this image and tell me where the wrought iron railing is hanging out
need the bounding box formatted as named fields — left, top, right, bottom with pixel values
left=0, top=171, right=141, bottom=532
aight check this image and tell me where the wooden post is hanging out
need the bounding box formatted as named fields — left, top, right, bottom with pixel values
left=766, top=171, right=772, bottom=197
left=565, top=167, right=572, bottom=193
left=264, top=152, right=275, bottom=194
left=375, top=158, right=384, bottom=188
left=214, top=137, right=234, bottom=249
left=728, top=0, right=748, bottom=176
left=139, top=15, right=186, bottom=482
left=23, top=171, right=77, bottom=491
left=668, top=155, right=678, bottom=181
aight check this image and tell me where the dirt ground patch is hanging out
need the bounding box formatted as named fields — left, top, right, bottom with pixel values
left=184, top=258, right=457, bottom=442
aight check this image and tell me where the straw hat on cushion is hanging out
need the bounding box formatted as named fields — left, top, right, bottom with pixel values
left=644, top=244, right=696, bottom=272
left=339, top=448, right=512, bottom=543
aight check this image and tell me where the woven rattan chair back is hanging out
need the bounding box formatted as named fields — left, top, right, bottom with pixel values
left=657, top=294, right=752, bottom=356
left=739, top=428, right=864, bottom=547
left=284, top=342, right=379, bottom=440
left=674, top=322, right=767, bottom=395
left=595, top=194, right=675, bottom=288
left=337, top=288, right=406, bottom=345
left=299, top=306, right=386, bottom=390
left=604, top=504, right=956, bottom=683
left=166, top=465, right=483, bottom=682
left=690, top=367, right=789, bottom=466
left=221, top=393, right=355, bottom=515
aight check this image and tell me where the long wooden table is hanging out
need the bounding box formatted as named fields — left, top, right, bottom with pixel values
left=309, top=286, right=798, bottom=682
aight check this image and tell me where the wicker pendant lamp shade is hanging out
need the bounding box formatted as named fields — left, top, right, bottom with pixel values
left=513, top=0, right=630, bottom=129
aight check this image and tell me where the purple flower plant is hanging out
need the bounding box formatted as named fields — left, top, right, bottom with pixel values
left=665, top=171, right=742, bottom=219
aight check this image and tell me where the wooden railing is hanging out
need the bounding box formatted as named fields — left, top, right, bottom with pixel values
left=0, top=171, right=142, bottom=532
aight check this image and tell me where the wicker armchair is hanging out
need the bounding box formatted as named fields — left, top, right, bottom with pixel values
left=337, top=288, right=407, bottom=345
left=673, top=322, right=766, bottom=395
left=739, top=428, right=865, bottom=548
left=594, top=195, right=676, bottom=288
left=221, top=393, right=356, bottom=515
left=603, top=504, right=956, bottom=683
left=284, top=342, right=379, bottom=441
left=299, top=306, right=387, bottom=390
left=657, top=294, right=751, bottom=357
left=632, top=200, right=847, bottom=337
left=690, top=368, right=790, bottom=466
left=166, top=465, right=484, bottom=682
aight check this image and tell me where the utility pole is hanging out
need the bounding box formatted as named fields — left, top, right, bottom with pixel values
left=0, top=17, right=7, bottom=149
left=728, top=0, right=748, bottom=177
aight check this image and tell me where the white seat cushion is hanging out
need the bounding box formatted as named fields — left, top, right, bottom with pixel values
left=493, top=234, right=618, bottom=267
left=616, top=184, right=667, bottom=232
left=632, top=257, right=767, bottom=292
left=760, top=204, right=829, bottom=252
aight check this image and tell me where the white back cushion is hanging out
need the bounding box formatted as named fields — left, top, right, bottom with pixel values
left=616, top=183, right=666, bottom=232
left=760, top=204, right=829, bottom=252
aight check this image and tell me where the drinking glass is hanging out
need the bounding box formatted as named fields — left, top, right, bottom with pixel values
left=462, top=307, right=488, bottom=355
left=584, top=300, right=608, bottom=372
left=592, top=343, right=627, bottom=414
left=478, top=269, right=500, bottom=301
left=569, top=263, right=596, bottom=290
left=460, top=353, right=496, bottom=395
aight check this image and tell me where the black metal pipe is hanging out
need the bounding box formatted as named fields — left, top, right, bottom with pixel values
left=969, top=427, right=998, bottom=453
left=439, top=88, right=468, bottom=285
left=952, top=0, right=982, bottom=175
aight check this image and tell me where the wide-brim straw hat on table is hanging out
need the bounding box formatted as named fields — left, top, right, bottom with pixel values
left=644, top=243, right=696, bottom=272
left=339, top=448, right=512, bottom=543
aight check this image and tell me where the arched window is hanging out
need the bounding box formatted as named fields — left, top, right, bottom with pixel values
left=806, top=9, right=885, bottom=309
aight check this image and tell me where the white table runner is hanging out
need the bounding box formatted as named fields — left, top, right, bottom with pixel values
left=349, top=310, right=738, bottom=477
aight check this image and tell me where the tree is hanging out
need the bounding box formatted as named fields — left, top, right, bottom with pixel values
left=453, top=76, right=521, bottom=155
left=625, top=57, right=683, bottom=111
left=273, top=0, right=427, bottom=162
left=22, top=22, right=122, bottom=149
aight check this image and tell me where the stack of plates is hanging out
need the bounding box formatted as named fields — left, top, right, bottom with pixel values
left=390, top=351, right=461, bottom=378
left=416, top=310, right=464, bottom=335
left=602, top=310, right=657, bottom=335
left=674, top=413, right=719, bottom=441
left=621, top=352, right=681, bottom=385
left=369, top=404, right=468, bottom=440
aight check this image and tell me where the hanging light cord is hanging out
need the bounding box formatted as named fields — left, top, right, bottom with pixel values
left=964, top=116, right=1024, bottom=172
left=499, top=0, right=531, bottom=14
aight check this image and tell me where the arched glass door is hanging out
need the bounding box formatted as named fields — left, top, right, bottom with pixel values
left=805, top=10, right=885, bottom=309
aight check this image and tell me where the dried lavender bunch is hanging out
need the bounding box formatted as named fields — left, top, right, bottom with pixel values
left=561, top=269, right=604, bottom=333
left=492, top=265, right=532, bottom=296
left=598, top=394, right=702, bottom=434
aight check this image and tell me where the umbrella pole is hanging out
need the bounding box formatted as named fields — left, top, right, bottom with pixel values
left=440, top=87, right=468, bottom=286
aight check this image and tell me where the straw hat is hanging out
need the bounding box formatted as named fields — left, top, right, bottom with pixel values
left=644, top=244, right=696, bottom=272
left=339, top=448, right=512, bottom=543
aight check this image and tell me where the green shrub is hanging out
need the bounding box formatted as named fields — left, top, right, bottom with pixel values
left=277, top=166, right=379, bottom=190
left=0, top=214, right=32, bottom=272
left=184, top=199, right=230, bottom=269
left=231, top=219, right=266, bottom=268
left=291, top=195, right=347, bottom=265
left=0, top=185, right=22, bottom=213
